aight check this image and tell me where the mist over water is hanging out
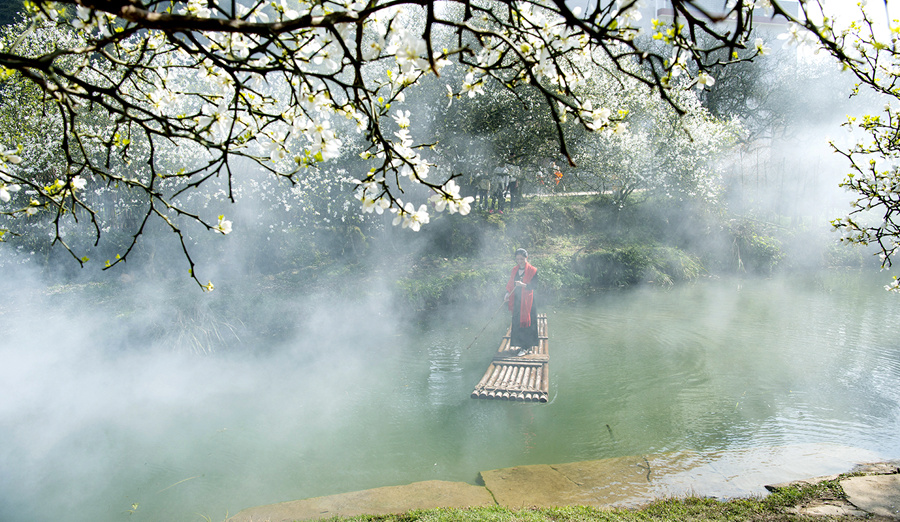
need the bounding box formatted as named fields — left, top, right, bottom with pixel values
left=0, top=261, right=414, bottom=521
left=2, top=262, right=899, bottom=522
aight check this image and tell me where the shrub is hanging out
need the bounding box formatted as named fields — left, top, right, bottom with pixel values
left=572, top=243, right=703, bottom=288
left=726, top=219, right=785, bottom=274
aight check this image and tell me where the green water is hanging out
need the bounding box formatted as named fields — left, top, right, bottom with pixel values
left=1, top=271, right=898, bottom=521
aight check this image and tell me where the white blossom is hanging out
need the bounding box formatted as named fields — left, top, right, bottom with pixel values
left=148, top=85, right=179, bottom=115
left=182, top=0, right=211, bottom=18
left=196, top=98, right=234, bottom=139
left=263, top=132, right=289, bottom=162
left=236, top=3, right=269, bottom=23
left=695, top=71, right=716, bottom=90
left=360, top=195, right=389, bottom=214
left=216, top=215, right=233, bottom=234
left=612, top=121, right=629, bottom=134
left=614, top=0, right=643, bottom=27
left=1, top=146, right=22, bottom=165
left=0, top=182, right=20, bottom=202
left=429, top=179, right=474, bottom=215
left=388, top=28, right=430, bottom=74
left=307, top=120, right=342, bottom=160
left=581, top=101, right=612, bottom=130
left=364, top=34, right=386, bottom=60
left=777, top=22, right=818, bottom=50
left=392, top=109, right=411, bottom=128
left=277, top=0, right=298, bottom=19
left=392, top=201, right=430, bottom=231
left=461, top=72, right=485, bottom=98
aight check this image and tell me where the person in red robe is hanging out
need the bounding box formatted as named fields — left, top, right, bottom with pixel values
left=504, top=248, right=538, bottom=356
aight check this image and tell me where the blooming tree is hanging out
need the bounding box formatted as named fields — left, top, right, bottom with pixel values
left=0, top=0, right=778, bottom=287
left=557, top=60, right=740, bottom=209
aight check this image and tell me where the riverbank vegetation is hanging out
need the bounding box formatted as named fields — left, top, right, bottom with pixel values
left=15, top=186, right=881, bottom=358
left=389, top=189, right=878, bottom=312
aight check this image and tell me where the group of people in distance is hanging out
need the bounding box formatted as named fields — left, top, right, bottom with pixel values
left=471, top=170, right=522, bottom=212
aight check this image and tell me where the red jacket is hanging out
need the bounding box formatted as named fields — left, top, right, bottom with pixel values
left=506, top=262, right=537, bottom=327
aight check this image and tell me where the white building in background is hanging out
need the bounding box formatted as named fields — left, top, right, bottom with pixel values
left=647, top=0, right=799, bottom=28
left=648, top=0, right=801, bottom=51
left=567, top=1, right=799, bottom=35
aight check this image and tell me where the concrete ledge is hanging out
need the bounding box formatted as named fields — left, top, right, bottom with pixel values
left=228, top=480, right=495, bottom=522
left=227, top=446, right=893, bottom=522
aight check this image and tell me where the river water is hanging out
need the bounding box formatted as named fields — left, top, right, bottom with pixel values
left=1, top=270, right=898, bottom=521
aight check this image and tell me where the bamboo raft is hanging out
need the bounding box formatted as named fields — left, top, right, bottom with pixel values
left=471, top=313, right=549, bottom=402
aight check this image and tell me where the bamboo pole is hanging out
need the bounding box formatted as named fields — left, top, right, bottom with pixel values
left=511, top=365, right=523, bottom=387
left=497, top=326, right=511, bottom=354
left=540, top=362, right=549, bottom=402
left=501, top=366, right=513, bottom=389
left=514, top=365, right=526, bottom=385
left=485, top=364, right=503, bottom=388
left=499, top=364, right=514, bottom=386
left=503, top=364, right=520, bottom=388
left=541, top=362, right=549, bottom=394
left=491, top=365, right=508, bottom=388
left=474, top=363, right=497, bottom=390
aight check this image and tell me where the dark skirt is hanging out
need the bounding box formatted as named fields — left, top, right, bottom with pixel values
left=510, top=294, right=538, bottom=348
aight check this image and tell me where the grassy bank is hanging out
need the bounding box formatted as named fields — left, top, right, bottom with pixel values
left=326, top=478, right=848, bottom=522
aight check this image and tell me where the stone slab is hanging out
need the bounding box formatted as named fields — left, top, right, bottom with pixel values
left=841, top=475, right=900, bottom=519
left=479, top=464, right=589, bottom=508
left=226, top=480, right=495, bottom=522
left=479, top=454, right=708, bottom=508
left=786, top=501, right=869, bottom=518
left=553, top=455, right=670, bottom=505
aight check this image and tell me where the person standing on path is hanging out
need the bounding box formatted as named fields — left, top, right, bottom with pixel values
left=504, top=248, right=538, bottom=356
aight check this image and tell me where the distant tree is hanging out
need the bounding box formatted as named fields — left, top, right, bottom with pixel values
left=703, top=40, right=795, bottom=145
left=567, top=69, right=739, bottom=210
left=0, top=0, right=780, bottom=287
left=423, top=65, right=565, bottom=186
left=392, top=46, right=739, bottom=210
